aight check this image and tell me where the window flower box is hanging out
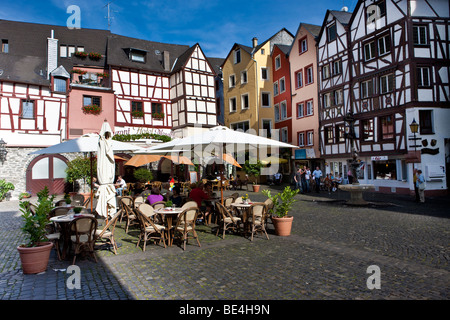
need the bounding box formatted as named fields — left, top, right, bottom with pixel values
left=89, top=52, right=102, bottom=60
left=131, top=110, right=144, bottom=118
left=96, top=72, right=109, bottom=78
left=74, top=51, right=88, bottom=58
left=71, top=68, right=87, bottom=75
left=82, top=104, right=102, bottom=115
left=152, top=112, right=164, bottom=120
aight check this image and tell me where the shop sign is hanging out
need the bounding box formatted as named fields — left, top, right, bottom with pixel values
left=371, top=156, right=388, bottom=161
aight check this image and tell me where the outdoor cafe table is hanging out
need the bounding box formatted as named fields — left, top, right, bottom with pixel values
left=154, top=207, right=183, bottom=247
left=50, top=209, right=94, bottom=260
left=230, top=202, right=253, bottom=233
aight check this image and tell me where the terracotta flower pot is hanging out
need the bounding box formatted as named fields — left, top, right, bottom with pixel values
left=271, top=216, right=293, bottom=236
left=17, top=242, right=53, bottom=274
left=252, top=184, right=261, bottom=193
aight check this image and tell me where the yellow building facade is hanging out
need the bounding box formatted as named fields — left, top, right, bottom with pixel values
left=222, top=30, right=294, bottom=137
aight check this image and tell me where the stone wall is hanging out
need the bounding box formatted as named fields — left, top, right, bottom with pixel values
left=0, top=147, right=85, bottom=201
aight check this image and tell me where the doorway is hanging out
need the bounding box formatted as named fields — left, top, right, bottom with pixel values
left=26, top=154, right=69, bottom=195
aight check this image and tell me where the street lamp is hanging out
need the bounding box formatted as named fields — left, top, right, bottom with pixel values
left=343, top=112, right=359, bottom=184
left=0, top=138, right=7, bottom=164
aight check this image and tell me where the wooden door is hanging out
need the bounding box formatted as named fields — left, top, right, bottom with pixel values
left=26, top=155, right=68, bottom=196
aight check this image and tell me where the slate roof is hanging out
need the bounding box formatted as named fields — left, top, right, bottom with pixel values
left=0, top=19, right=222, bottom=86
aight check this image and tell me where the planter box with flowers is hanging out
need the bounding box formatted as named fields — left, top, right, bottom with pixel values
left=82, top=104, right=102, bottom=115
left=71, top=68, right=87, bottom=75
left=96, top=72, right=109, bottom=78
left=131, top=110, right=144, bottom=118
left=74, top=51, right=88, bottom=59
left=89, top=52, right=102, bottom=60
left=152, top=112, right=165, bottom=120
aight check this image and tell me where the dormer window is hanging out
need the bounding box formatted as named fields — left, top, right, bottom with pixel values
left=129, top=48, right=146, bottom=63
left=53, top=77, right=67, bottom=93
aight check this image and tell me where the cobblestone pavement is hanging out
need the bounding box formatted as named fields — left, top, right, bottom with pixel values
left=0, top=186, right=448, bottom=304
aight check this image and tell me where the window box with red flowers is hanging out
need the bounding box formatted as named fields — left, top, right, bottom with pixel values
left=131, top=110, right=144, bottom=118
left=71, top=68, right=87, bottom=75
left=82, top=104, right=102, bottom=115
left=89, top=52, right=102, bottom=60
left=74, top=51, right=88, bottom=58
left=96, top=72, right=109, bottom=78
left=152, top=112, right=164, bottom=120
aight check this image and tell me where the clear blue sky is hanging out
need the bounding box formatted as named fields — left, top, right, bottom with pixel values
left=0, top=0, right=357, bottom=58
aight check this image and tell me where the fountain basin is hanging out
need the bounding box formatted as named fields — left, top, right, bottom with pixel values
left=338, top=184, right=375, bottom=205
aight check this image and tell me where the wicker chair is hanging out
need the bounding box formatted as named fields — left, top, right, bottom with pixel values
left=151, top=201, right=166, bottom=211
left=69, top=216, right=98, bottom=264
left=263, top=198, right=274, bottom=227
left=247, top=203, right=269, bottom=241
left=171, top=207, right=201, bottom=250
left=135, top=204, right=166, bottom=251
left=215, top=202, right=242, bottom=239
left=133, top=195, right=145, bottom=209
left=95, top=212, right=120, bottom=254
left=223, top=196, right=234, bottom=210
left=72, top=194, right=85, bottom=206
left=119, top=196, right=137, bottom=233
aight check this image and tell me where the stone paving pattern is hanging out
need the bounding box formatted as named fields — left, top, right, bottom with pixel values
left=0, top=186, right=448, bottom=301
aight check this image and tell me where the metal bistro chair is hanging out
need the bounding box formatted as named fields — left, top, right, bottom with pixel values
left=69, top=216, right=98, bottom=264
left=215, top=202, right=242, bottom=239
left=72, top=194, right=85, bottom=206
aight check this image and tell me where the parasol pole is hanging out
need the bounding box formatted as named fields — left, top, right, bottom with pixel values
left=90, top=151, right=94, bottom=213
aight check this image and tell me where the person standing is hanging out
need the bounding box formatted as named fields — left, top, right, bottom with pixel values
left=294, top=167, right=302, bottom=192
left=312, top=166, right=322, bottom=193
left=413, top=168, right=419, bottom=202
left=347, top=169, right=353, bottom=184
left=300, top=166, right=307, bottom=194
left=305, top=167, right=311, bottom=193
left=416, top=170, right=425, bottom=203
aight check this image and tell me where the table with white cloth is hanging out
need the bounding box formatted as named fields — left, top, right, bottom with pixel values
left=230, top=202, right=254, bottom=233
left=154, top=207, right=183, bottom=246
left=50, top=210, right=95, bottom=260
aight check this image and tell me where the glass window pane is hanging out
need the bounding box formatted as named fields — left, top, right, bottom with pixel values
left=32, top=158, right=49, bottom=179
left=53, top=158, right=67, bottom=179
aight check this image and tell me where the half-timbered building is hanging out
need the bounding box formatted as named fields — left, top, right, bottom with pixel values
left=0, top=20, right=220, bottom=198
left=318, top=1, right=449, bottom=195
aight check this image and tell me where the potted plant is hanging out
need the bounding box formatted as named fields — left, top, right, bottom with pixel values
left=17, top=187, right=55, bottom=274
left=133, top=168, right=153, bottom=183
left=152, top=112, right=165, bottom=120
left=262, top=186, right=299, bottom=236
left=65, top=156, right=96, bottom=201
left=89, top=52, right=102, bottom=60
left=242, top=193, right=249, bottom=204
left=131, top=110, right=144, bottom=118
left=74, top=51, right=88, bottom=58
left=19, top=191, right=32, bottom=200
left=165, top=200, right=173, bottom=208
left=242, top=160, right=263, bottom=192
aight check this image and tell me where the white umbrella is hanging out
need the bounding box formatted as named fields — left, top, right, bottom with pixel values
left=29, top=129, right=144, bottom=212
left=95, top=122, right=116, bottom=219
left=147, top=126, right=298, bottom=202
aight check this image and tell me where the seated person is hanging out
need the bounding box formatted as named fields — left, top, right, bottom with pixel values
left=232, top=174, right=241, bottom=190
left=140, top=185, right=152, bottom=198
left=146, top=187, right=164, bottom=205
left=189, top=182, right=213, bottom=222
left=170, top=186, right=183, bottom=207
left=115, top=176, right=127, bottom=196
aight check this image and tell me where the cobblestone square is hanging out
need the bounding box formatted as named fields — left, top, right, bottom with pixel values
left=0, top=186, right=448, bottom=306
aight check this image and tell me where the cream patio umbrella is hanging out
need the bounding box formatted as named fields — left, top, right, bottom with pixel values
left=95, top=121, right=116, bottom=220
left=29, top=126, right=144, bottom=212
left=147, top=126, right=298, bottom=202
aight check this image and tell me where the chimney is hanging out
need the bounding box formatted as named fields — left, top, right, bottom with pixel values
left=252, top=37, right=258, bottom=48
left=163, top=51, right=170, bottom=71
left=47, top=30, right=58, bottom=79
